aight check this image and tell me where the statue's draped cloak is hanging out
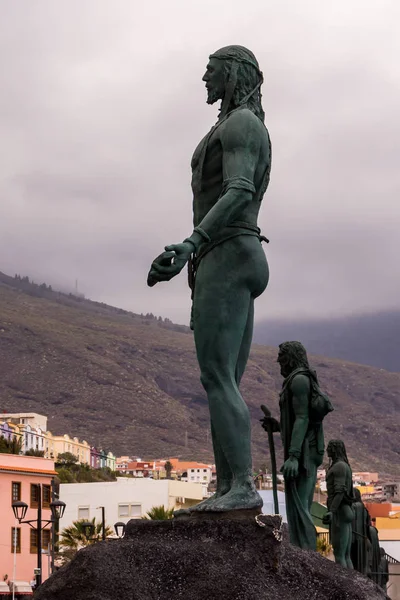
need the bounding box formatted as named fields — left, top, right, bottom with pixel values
left=279, top=368, right=324, bottom=550
left=368, top=526, right=381, bottom=584
left=351, top=500, right=369, bottom=574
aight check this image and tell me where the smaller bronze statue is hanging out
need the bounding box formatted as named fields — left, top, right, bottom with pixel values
left=367, top=521, right=381, bottom=584
left=351, top=488, right=369, bottom=574
left=378, top=547, right=389, bottom=592
left=261, top=341, right=333, bottom=550
left=323, top=440, right=355, bottom=568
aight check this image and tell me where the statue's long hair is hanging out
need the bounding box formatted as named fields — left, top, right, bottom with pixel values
left=327, top=439, right=350, bottom=468
left=279, top=341, right=310, bottom=372
left=210, top=45, right=265, bottom=122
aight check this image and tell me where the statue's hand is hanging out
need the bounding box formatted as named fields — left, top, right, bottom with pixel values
left=260, top=405, right=280, bottom=433
left=322, top=511, right=332, bottom=525
left=147, top=242, right=193, bottom=287
left=260, top=416, right=280, bottom=433
left=281, top=456, right=299, bottom=479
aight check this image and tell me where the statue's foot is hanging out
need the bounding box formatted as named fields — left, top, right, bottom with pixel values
left=200, top=483, right=262, bottom=512
left=190, top=485, right=231, bottom=512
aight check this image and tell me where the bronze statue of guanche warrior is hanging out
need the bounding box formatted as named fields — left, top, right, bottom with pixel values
left=148, top=45, right=271, bottom=512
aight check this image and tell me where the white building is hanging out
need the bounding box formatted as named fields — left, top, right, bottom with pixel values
left=59, top=478, right=206, bottom=532
left=0, top=412, right=48, bottom=431
left=259, top=490, right=287, bottom=522
left=186, top=466, right=213, bottom=484
left=20, top=423, right=45, bottom=453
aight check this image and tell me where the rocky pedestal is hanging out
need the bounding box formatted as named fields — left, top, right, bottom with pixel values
left=34, top=515, right=387, bottom=600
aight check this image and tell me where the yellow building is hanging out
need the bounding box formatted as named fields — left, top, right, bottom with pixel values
left=355, top=485, right=375, bottom=496
left=44, top=432, right=90, bottom=465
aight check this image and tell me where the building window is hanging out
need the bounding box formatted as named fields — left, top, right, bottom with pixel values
left=30, top=529, right=51, bottom=553
left=118, top=503, right=141, bottom=518
left=78, top=506, right=90, bottom=520
left=30, top=484, right=39, bottom=508
left=11, top=527, right=21, bottom=553
left=11, top=482, right=21, bottom=502
left=42, top=485, right=51, bottom=508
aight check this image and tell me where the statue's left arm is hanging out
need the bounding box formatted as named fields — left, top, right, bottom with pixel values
left=148, top=110, right=262, bottom=284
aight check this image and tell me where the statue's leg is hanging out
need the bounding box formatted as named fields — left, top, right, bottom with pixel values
left=191, top=237, right=268, bottom=511
left=189, top=423, right=232, bottom=511
left=296, top=456, right=317, bottom=513
left=333, top=506, right=353, bottom=567
left=235, top=299, right=254, bottom=385
left=190, top=299, right=254, bottom=511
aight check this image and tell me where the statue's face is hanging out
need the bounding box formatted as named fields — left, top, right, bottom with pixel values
left=202, top=57, right=225, bottom=105
left=327, top=444, right=333, bottom=458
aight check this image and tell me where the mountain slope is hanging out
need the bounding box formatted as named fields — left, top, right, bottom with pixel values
left=0, top=274, right=399, bottom=475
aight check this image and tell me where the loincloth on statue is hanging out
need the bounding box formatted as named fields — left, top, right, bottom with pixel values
left=187, top=223, right=268, bottom=329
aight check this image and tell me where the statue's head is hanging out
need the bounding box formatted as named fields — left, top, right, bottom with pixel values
left=277, top=341, right=309, bottom=377
left=327, top=439, right=349, bottom=465
left=202, top=45, right=264, bottom=121
left=354, top=488, right=362, bottom=502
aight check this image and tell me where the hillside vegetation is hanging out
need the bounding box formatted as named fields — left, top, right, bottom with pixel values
left=0, top=272, right=399, bottom=475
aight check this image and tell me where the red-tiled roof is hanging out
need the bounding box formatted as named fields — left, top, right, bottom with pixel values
left=0, top=465, right=57, bottom=475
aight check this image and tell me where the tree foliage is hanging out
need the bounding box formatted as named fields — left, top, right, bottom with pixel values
left=56, top=463, right=116, bottom=484
left=145, top=505, right=174, bottom=520
left=25, top=448, right=45, bottom=457
left=0, top=435, right=22, bottom=454
left=56, top=452, right=79, bottom=466
left=58, top=518, right=113, bottom=565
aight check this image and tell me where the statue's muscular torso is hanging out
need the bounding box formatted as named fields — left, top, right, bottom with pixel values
left=191, top=107, right=271, bottom=231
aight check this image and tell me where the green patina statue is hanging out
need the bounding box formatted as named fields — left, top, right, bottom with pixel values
left=368, top=522, right=382, bottom=584
left=148, top=45, right=271, bottom=512
left=351, top=488, right=370, bottom=574
left=323, top=439, right=355, bottom=568
left=261, top=341, right=333, bottom=550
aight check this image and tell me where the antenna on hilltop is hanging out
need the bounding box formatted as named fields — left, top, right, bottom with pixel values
left=75, top=279, right=78, bottom=295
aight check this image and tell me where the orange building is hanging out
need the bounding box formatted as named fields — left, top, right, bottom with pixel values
left=0, top=453, right=57, bottom=583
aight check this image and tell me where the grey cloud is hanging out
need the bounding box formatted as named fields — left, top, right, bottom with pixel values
left=0, top=0, right=399, bottom=325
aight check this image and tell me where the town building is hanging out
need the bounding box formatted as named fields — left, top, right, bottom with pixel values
left=58, top=478, right=207, bottom=531
left=353, top=472, right=379, bottom=484
left=383, top=482, right=400, bottom=500
left=90, top=447, right=116, bottom=470
left=115, top=456, right=131, bottom=473
left=0, top=453, right=57, bottom=584
left=0, top=413, right=48, bottom=432
left=44, top=432, right=90, bottom=465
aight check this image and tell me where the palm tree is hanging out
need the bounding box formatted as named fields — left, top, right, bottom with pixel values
left=145, top=505, right=174, bottom=520
left=59, top=518, right=113, bottom=563
left=164, top=460, right=173, bottom=479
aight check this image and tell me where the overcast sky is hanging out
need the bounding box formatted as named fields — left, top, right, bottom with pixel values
left=1, top=1, right=399, bottom=325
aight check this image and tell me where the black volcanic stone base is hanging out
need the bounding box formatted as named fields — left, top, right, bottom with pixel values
left=34, top=517, right=387, bottom=600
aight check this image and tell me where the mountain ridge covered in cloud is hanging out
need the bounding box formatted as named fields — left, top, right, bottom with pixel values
left=254, top=311, right=400, bottom=373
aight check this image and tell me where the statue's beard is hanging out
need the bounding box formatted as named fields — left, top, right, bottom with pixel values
left=206, top=87, right=223, bottom=105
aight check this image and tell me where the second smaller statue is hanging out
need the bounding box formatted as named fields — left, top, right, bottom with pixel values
left=323, top=439, right=355, bottom=568
left=261, top=341, right=333, bottom=551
